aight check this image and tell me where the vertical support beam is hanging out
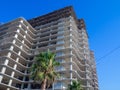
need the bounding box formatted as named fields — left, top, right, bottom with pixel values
left=6, top=88, right=10, bottom=90
left=8, top=57, right=19, bottom=86
left=52, top=83, right=54, bottom=90
left=16, top=57, right=19, bottom=62
left=0, top=50, right=11, bottom=83
left=28, top=83, right=31, bottom=89
left=8, top=79, right=13, bottom=86
left=14, top=34, right=18, bottom=38
left=0, top=59, right=9, bottom=83
left=70, top=56, right=73, bottom=85
left=18, top=51, right=21, bottom=57
left=10, top=46, right=14, bottom=50
left=70, top=33, right=72, bottom=79
left=21, top=62, right=28, bottom=89
left=22, top=40, right=24, bottom=44
left=12, top=40, right=16, bottom=44
left=0, top=75, right=3, bottom=83
left=21, top=79, right=25, bottom=89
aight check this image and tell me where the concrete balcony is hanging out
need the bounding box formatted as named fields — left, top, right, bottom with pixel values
left=19, top=27, right=35, bottom=41
left=0, top=37, right=14, bottom=46
left=19, top=22, right=35, bottom=36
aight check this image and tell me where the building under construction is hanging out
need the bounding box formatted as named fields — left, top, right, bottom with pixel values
left=0, top=6, right=98, bottom=90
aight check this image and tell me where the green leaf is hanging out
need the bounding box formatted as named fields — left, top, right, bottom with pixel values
left=29, top=50, right=60, bottom=89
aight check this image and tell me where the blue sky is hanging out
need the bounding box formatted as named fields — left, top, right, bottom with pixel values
left=0, top=0, right=120, bottom=90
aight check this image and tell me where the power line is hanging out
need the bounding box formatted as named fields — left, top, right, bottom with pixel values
left=96, top=45, right=120, bottom=65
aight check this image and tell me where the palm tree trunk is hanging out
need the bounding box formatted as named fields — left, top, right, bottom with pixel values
left=41, top=78, right=47, bottom=90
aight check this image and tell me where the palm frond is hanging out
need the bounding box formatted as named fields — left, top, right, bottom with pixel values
left=30, top=50, right=60, bottom=89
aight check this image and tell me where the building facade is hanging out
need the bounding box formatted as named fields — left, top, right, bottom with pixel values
left=0, top=6, right=98, bottom=90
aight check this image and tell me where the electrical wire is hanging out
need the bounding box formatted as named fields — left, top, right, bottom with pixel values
left=96, top=45, right=120, bottom=65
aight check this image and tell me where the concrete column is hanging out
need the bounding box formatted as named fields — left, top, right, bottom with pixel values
left=10, top=58, right=19, bottom=87
left=10, top=46, right=13, bottom=50
left=26, top=26, right=29, bottom=29
left=8, top=57, right=18, bottom=86
left=8, top=69, right=16, bottom=86
left=1, top=51, right=11, bottom=85
left=25, top=30, right=27, bottom=34
left=20, top=20, right=23, bottom=23
left=21, top=63, right=28, bottom=89
left=70, top=58, right=73, bottom=85
left=22, top=40, right=24, bottom=44
left=19, top=24, right=22, bottom=28
left=12, top=40, right=16, bottom=44
left=0, top=75, right=3, bottom=83
left=18, top=51, right=21, bottom=56
left=28, top=83, right=31, bottom=89
left=8, top=79, right=13, bottom=86
left=0, top=59, right=9, bottom=83
left=6, top=88, right=10, bottom=90
left=17, top=29, right=20, bottom=33
left=20, top=45, right=23, bottom=49
left=7, top=52, right=11, bottom=57
left=11, top=72, right=15, bottom=77
left=24, top=35, right=26, bottom=39
left=70, top=50, right=73, bottom=85
left=52, top=83, right=54, bottom=90
left=16, top=57, right=19, bottom=62
left=14, top=64, right=17, bottom=69
left=21, top=78, right=25, bottom=89
left=14, top=34, right=18, bottom=38
left=4, top=59, right=9, bottom=65
left=69, top=33, right=73, bottom=85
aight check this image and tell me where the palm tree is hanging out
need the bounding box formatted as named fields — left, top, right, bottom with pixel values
left=30, top=50, right=60, bottom=90
left=68, top=80, right=83, bottom=90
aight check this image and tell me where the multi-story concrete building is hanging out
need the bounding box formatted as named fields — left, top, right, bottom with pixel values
left=0, top=6, right=98, bottom=90
left=0, top=18, right=36, bottom=90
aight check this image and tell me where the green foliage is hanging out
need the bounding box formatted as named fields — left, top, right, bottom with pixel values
left=68, top=80, right=83, bottom=90
left=30, top=50, right=60, bottom=89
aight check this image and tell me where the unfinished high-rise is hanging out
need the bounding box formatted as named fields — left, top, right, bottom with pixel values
left=0, top=6, right=98, bottom=90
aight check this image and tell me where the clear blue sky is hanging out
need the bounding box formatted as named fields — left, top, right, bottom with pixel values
left=0, top=0, right=120, bottom=90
